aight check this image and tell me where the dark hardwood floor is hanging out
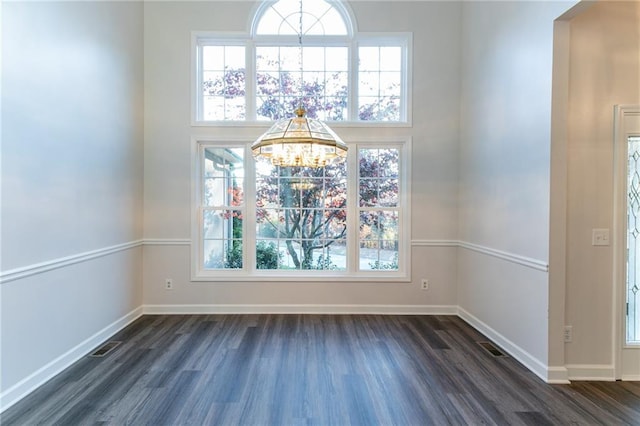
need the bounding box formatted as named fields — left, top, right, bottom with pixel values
left=2, top=314, right=640, bottom=425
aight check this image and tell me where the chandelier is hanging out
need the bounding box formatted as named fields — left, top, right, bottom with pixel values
left=251, top=0, right=347, bottom=168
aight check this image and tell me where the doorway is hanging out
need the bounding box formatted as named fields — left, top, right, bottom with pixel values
left=614, top=105, right=640, bottom=380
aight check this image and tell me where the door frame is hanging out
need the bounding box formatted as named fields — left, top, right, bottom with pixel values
left=613, top=104, right=640, bottom=380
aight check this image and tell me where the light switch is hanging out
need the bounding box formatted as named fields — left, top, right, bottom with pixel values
left=592, top=228, right=610, bottom=246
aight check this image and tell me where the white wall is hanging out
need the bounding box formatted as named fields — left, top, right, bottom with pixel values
left=0, top=1, right=144, bottom=410
left=4, top=1, right=628, bottom=413
left=458, top=1, right=575, bottom=381
left=142, top=1, right=461, bottom=311
left=561, top=0, right=640, bottom=378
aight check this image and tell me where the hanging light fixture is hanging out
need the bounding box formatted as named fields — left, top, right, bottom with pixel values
left=251, top=0, right=347, bottom=168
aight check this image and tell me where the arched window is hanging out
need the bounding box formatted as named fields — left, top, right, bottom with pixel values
left=191, top=1, right=411, bottom=281
left=253, top=0, right=350, bottom=36
left=193, top=0, right=410, bottom=124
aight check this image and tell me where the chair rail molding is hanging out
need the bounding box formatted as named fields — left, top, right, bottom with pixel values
left=0, top=240, right=144, bottom=285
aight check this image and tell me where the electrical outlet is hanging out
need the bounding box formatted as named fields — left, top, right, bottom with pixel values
left=564, top=325, right=572, bottom=343
left=165, top=278, right=174, bottom=290
left=421, top=279, right=429, bottom=290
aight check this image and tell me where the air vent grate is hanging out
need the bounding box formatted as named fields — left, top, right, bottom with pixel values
left=477, top=341, right=507, bottom=357
left=90, top=341, right=121, bottom=358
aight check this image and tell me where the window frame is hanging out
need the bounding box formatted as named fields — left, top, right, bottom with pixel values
left=191, top=136, right=411, bottom=282
left=191, top=31, right=412, bottom=127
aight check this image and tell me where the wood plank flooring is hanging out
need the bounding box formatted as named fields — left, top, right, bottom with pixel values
left=2, top=314, right=640, bottom=425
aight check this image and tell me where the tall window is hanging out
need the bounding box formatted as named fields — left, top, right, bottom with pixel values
left=202, top=147, right=245, bottom=268
left=193, top=0, right=411, bottom=123
left=193, top=140, right=410, bottom=280
left=192, top=0, right=411, bottom=281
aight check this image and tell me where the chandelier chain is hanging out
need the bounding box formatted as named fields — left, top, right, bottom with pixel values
left=298, top=0, right=304, bottom=111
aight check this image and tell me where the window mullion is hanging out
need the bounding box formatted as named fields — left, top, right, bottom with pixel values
left=347, top=143, right=358, bottom=273
left=246, top=40, right=257, bottom=120
left=195, top=42, right=204, bottom=123
left=349, top=39, right=358, bottom=122
left=243, top=144, right=256, bottom=272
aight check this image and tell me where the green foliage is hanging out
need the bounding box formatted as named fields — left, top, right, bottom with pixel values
left=224, top=244, right=243, bottom=269
left=312, top=254, right=339, bottom=270
left=369, top=253, right=399, bottom=270
left=256, top=241, right=280, bottom=269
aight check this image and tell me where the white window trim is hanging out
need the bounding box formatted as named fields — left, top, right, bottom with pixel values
left=248, top=0, right=357, bottom=38
left=191, top=31, right=413, bottom=127
left=191, top=136, right=411, bottom=282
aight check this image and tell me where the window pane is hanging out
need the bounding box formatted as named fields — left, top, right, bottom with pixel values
left=256, top=240, right=280, bottom=269
left=378, top=179, right=398, bottom=207
left=359, top=209, right=398, bottom=271
left=203, top=148, right=244, bottom=208
left=204, top=239, right=243, bottom=269
left=202, top=46, right=224, bottom=70
left=359, top=148, right=399, bottom=207
left=256, top=0, right=348, bottom=36
left=204, top=147, right=244, bottom=175
left=359, top=47, right=379, bottom=71
left=358, top=148, right=400, bottom=271
left=358, top=46, right=402, bottom=121
left=203, top=210, right=243, bottom=239
left=256, top=162, right=347, bottom=270
left=201, top=46, right=246, bottom=120
left=304, top=47, right=325, bottom=70
left=380, top=47, right=402, bottom=71
left=359, top=72, right=379, bottom=96
left=203, top=208, right=243, bottom=270
left=256, top=46, right=349, bottom=121
left=201, top=146, right=245, bottom=270
left=359, top=97, right=400, bottom=121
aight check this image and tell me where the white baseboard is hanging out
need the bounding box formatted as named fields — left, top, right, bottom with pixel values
left=546, top=366, right=571, bottom=384
left=142, top=304, right=459, bottom=315
left=457, top=307, right=569, bottom=384
left=0, top=306, right=144, bottom=413
left=566, top=364, right=616, bottom=381
left=621, top=374, right=640, bottom=381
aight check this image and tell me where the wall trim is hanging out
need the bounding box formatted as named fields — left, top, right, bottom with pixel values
left=143, top=304, right=459, bottom=315
left=546, top=366, right=571, bottom=384
left=458, top=241, right=549, bottom=272
left=143, top=238, right=191, bottom=246
left=457, top=307, right=566, bottom=384
left=412, top=239, right=548, bottom=272
left=566, top=364, right=616, bottom=381
left=139, top=239, right=549, bottom=275
left=411, top=239, right=459, bottom=247
left=0, top=240, right=143, bottom=285
left=0, top=307, right=144, bottom=413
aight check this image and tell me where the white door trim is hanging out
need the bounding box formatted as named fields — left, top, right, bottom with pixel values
left=613, top=104, right=640, bottom=380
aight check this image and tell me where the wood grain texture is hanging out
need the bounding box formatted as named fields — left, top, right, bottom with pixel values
left=2, top=314, right=640, bottom=425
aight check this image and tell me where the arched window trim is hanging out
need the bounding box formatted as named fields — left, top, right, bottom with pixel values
left=249, top=0, right=357, bottom=38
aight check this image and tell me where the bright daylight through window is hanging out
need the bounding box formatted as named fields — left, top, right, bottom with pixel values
left=195, top=142, right=407, bottom=279
left=194, top=0, right=410, bottom=123
left=192, top=0, right=411, bottom=280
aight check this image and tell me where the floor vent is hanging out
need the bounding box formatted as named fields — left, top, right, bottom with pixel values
left=477, top=341, right=507, bottom=357
left=90, top=341, right=121, bottom=358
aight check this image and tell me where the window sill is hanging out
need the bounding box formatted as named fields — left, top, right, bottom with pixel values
left=190, top=273, right=411, bottom=283
left=190, top=120, right=413, bottom=129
